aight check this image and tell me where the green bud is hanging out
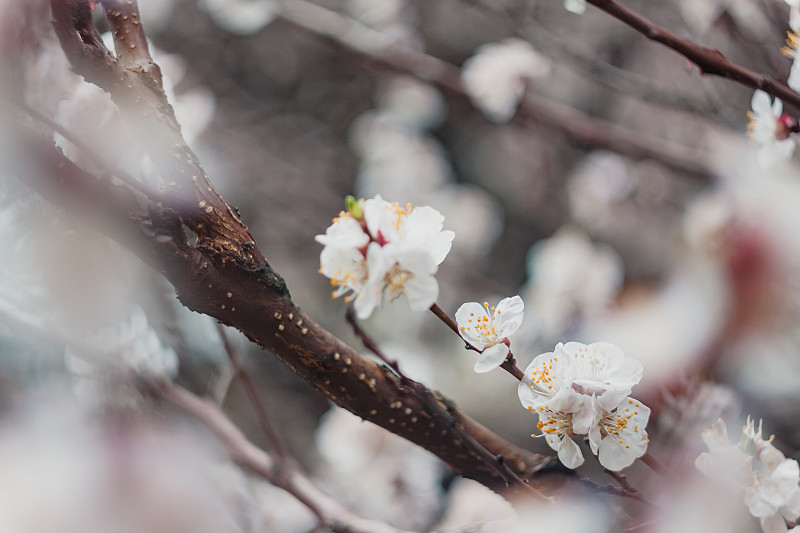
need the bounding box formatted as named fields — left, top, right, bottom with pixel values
left=346, top=195, right=363, bottom=219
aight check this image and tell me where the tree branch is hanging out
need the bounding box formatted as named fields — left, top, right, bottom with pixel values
left=586, top=0, right=800, bottom=111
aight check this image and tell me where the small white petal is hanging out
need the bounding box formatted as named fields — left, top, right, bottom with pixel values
left=455, top=302, right=490, bottom=350
left=752, top=90, right=774, bottom=117
left=494, top=295, right=525, bottom=336
left=564, top=0, right=586, bottom=14
left=474, top=343, right=509, bottom=373
left=558, top=436, right=585, bottom=468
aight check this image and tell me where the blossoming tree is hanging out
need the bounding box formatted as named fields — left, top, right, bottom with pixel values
left=1, top=0, right=800, bottom=531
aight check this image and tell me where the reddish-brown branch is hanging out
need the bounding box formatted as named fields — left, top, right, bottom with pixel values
left=586, top=0, right=800, bottom=111
left=100, top=0, right=162, bottom=82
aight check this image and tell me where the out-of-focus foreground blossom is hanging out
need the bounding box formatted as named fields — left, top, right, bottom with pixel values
left=696, top=418, right=800, bottom=533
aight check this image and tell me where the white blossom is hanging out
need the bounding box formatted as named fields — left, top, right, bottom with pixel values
left=518, top=341, right=648, bottom=470
left=199, top=0, right=277, bottom=35
left=564, top=0, right=587, bottom=14
left=787, top=0, right=800, bottom=31
left=455, top=296, right=524, bottom=373
left=588, top=397, right=650, bottom=471
left=747, top=90, right=796, bottom=168
left=696, top=417, right=800, bottom=533
left=316, top=196, right=454, bottom=319
left=461, top=38, right=551, bottom=123
left=521, top=226, right=623, bottom=342
left=65, top=306, right=179, bottom=381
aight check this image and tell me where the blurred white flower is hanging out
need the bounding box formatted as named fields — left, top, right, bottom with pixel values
left=747, top=90, right=796, bottom=168
left=430, top=184, right=503, bottom=259
left=54, top=82, right=141, bottom=176
left=455, top=296, right=524, bottom=373
left=315, top=408, right=444, bottom=530
left=682, top=190, right=735, bottom=253
left=65, top=306, right=178, bottom=381
left=462, top=38, right=551, bottom=123
left=316, top=196, right=454, bottom=318
left=519, top=341, right=648, bottom=470
left=567, top=151, right=633, bottom=226
left=23, top=37, right=79, bottom=117
left=0, top=393, right=256, bottom=533
left=697, top=417, right=800, bottom=533
left=787, top=0, right=800, bottom=31
left=375, top=76, right=445, bottom=130
left=199, top=0, right=277, bottom=35
left=522, top=226, right=623, bottom=341
left=678, top=0, right=726, bottom=34
left=351, top=111, right=453, bottom=204
left=564, top=0, right=587, bottom=14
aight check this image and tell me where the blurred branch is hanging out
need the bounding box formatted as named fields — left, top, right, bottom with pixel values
left=150, top=379, right=411, bottom=533
left=21, top=0, right=563, bottom=497
left=585, top=0, right=800, bottom=111
left=518, top=20, right=737, bottom=123
left=216, top=323, right=291, bottom=461
left=273, top=0, right=713, bottom=181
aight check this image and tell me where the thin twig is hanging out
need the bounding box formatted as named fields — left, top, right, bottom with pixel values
left=215, top=323, right=291, bottom=461
left=150, top=379, right=409, bottom=533
left=580, top=478, right=649, bottom=504
left=586, top=0, right=800, bottom=111
left=345, top=307, right=548, bottom=500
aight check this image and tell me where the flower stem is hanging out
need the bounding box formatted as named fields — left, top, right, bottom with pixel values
left=640, top=452, right=668, bottom=477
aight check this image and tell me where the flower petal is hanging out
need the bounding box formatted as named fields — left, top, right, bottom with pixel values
left=455, top=302, right=489, bottom=349
left=752, top=90, right=773, bottom=117
left=474, top=343, right=509, bottom=373
left=563, top=0, right=586, bottom=14
left=404, top=274, right=439, bottom=311
left=494, top=295, right=524, bottom=337
left=558, top=436, right=585, bottom=469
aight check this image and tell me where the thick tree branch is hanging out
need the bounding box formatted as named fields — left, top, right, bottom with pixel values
left=27, top=0, right=564, bottom=497
left=586, top=0, right=800, bottom=111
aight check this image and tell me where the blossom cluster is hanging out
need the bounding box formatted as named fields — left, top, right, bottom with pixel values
left=746, top=1, right=800, bottom=167
left=316, top=196, right=454, bottom=319
left=696, top=417, right=800, bottom=533
left=518, top=342, right=649, bottom=470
